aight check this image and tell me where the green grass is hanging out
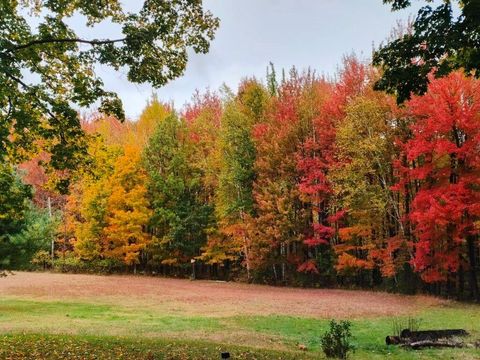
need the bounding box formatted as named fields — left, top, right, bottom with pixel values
left=0, top=298, right=479, bottom=359
left=232, top=309, right=480, bottom=359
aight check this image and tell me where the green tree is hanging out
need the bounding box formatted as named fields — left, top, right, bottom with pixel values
left=144, top=114, right=213, bottom=267
left=374, top=0, right=480, bottom=102
left=0, top=164, right=31, bottom=242
left=214, top=80, right=268, bottom=279
left=216, top=102, right=256, bottom=276
left=0, top=0, right=219, bottom=172
left=1, top=206, right=59, bottom=269
left=0, top=163, right=58, bottom=270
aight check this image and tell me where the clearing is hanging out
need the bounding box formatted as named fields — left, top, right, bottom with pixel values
left=0, top=272, right=479, bottom=359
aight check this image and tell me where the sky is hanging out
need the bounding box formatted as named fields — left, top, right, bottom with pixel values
left=96, top=1, right=425, bottom=120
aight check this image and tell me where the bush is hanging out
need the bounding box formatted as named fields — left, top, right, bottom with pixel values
left=31, top=250, right=52, bottom=270
left=53, top=254, right=123, bottom=274
left=320, top=320, right=354, bottom=359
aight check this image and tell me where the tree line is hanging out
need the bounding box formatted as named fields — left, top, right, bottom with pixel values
left=4, top=58, right=479, bottom=301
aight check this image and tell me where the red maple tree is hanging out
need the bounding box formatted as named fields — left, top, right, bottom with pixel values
left=398, top=71, right=480, bottom=298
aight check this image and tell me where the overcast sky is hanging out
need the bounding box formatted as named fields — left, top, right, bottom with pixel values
left=98, top=1, right=425, bottom=120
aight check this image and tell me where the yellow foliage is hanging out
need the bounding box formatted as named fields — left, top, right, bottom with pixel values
left=103, top=144, right=152, bottom=265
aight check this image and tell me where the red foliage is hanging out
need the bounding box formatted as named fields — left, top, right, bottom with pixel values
left=18, top=153, right=64, bottom=209
left=297, top=58, right=370, bottom=243
left=183, top=90, right=222, bottom=127
left=398, top=71, right=480, bottom=282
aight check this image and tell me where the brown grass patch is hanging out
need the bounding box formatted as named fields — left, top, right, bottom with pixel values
left=0, top=272, right=445, bottom=318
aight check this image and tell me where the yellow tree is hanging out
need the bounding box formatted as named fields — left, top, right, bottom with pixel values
left=330, top=94, right=404, bottom=282
left=133, top=95, right=171, bottom=147
left=69, top=129, right=120, bottom=261
left=72, top=180, right=110, bottom=261
left=104, top=144, right=152, bottom=271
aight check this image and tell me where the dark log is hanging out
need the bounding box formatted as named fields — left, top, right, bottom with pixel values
left=400, top=329, right=468, bottom=341
left=404, top=339, right=464, bottom=350
left=385, top=336, right=402, bottom=345
left=386, top=329, right=469, bottom=346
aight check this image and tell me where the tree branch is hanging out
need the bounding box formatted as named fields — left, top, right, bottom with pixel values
left=6, top=37, right=126, bottom=52
left=4, top=71, right=64, bottom=134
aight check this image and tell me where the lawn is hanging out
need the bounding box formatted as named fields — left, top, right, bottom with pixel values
left=0, top=272, right=479, bottom=359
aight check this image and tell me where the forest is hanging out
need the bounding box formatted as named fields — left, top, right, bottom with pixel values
left=3, top=58, right=479, bottom=301
left=3, top=1, right=480, bottom=358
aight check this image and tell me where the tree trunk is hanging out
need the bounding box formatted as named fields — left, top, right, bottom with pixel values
left=467, top=235, right=479, bottom=301
left=458, top=262, right=464, bottom=300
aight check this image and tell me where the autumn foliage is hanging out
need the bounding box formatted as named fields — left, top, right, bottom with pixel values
left=396, top=73, right=480, bottom=296
left=15, top=65, right=480, bottom=300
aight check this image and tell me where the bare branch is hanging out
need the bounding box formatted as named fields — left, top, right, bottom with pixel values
left=6, top=37, right=126, bottom=52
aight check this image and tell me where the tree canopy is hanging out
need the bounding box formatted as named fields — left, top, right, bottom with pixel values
left=0, top=0, right=219, bottom=174
left=374, top=0, right=480, bottom=102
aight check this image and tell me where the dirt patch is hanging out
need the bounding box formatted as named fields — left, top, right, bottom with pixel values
left=0, top=272, right=445, bottom=318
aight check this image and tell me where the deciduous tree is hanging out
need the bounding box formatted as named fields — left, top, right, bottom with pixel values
left=375, top=0, right=480, bottom=102
left=144, top=114, right=213, bottom=268
left=0, top=0, right=219, bottom=173
left=104, top=144, right=151, bottom=271
left=398, top=71, right=480, bottom=299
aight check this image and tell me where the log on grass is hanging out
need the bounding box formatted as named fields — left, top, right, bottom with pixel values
left=386, top=329, right=469, bottom=345
left=404, top=339, right=465, bottom=350
left=385, top=336, right=402, bottom=345
left=400, top=329, right=468, bottom=341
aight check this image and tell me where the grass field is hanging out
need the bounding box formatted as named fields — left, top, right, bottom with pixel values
left=0, top=272, right=479, bottom=359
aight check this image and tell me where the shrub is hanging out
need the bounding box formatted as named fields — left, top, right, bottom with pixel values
left=53, top=254, right=123, bottom=274
left=320, top=320, right=354, bottom=359
left=31, top=250, right=52, bottom=270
